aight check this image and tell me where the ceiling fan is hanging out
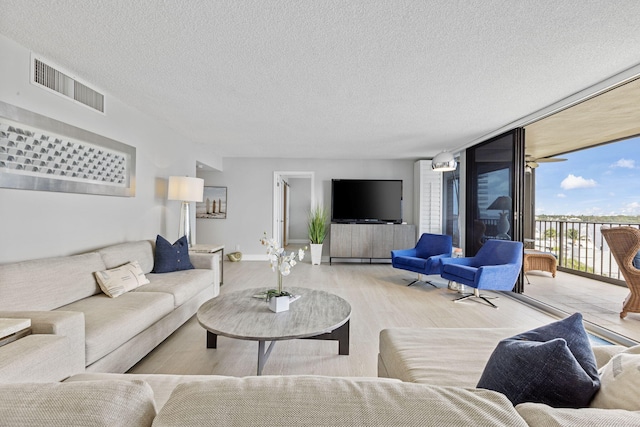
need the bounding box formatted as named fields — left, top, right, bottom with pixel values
left=525, top=154, right=567, bottom=169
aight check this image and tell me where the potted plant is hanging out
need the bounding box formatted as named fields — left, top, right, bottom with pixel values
left=308, top=204, right=328, bottom=265
left=260, top=233, right=305, bottom=312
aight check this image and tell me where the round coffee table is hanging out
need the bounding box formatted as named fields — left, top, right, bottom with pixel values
left=197, top=287, right=351, bottom=375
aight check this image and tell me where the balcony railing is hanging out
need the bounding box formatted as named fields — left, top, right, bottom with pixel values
left=532, top=220, right=640, bottom=285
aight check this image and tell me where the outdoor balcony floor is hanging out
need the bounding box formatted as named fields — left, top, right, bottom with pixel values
left=521, top=269, right=640, bottom=344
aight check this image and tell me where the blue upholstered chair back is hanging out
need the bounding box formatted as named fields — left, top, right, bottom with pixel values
left=471, top=239, right=523, bottom=267
left=415, top=233, right=453, bottom=259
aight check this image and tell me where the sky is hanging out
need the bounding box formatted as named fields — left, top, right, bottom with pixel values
left=535, top=136, right=640, bottom=216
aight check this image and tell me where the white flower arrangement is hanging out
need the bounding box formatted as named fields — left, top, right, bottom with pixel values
left=260, top=233, right=306, bottom=298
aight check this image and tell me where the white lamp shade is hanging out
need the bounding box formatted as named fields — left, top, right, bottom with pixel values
left=167, top=176, right=204, bottom=202
left=431, top=151, right=457, bottom=172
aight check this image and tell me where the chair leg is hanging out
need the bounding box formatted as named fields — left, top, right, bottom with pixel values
left=407, top=274, right=438, bottom=288
left=454, top=293, right=475, bottom=303
left=453, top=288, right=499, bottom=309
left=478, top=295, right=499, bottom=309
left=407, top=279, right=419, bottom=286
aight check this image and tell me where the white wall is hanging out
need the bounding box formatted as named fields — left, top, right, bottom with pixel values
left=0, top=35, right=221, bottom=263
left=196, top=157, right=415, bottom=259
left=0, top=35, right=414, bottom=263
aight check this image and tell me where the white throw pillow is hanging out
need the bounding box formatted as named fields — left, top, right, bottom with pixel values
left=590, top=345, right=640, bottom=410
left=94, top=260, right=150, bottom=298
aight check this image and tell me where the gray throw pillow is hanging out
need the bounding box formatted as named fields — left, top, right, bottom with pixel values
left=477, top=313, right=600, bottom=408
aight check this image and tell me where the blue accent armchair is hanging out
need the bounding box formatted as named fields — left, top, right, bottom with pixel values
left=391, top=233, right=453, bottom=287
left=440, top=239, right=523, bottom=308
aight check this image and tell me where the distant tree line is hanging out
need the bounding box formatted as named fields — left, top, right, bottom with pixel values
left=542, top=229, right=580, bottom=240
left=536, top=214, right=640, bottom=224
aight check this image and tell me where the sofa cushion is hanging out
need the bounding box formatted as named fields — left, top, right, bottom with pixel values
left=592, top=344, right=628, bottom=369
left=590, top=345, right=640, bottom=411
left=477, top=313, right=600, bottom=408
left=0, top=335, right=74, bottom=383
left=153, top=376, right=529, bottom=426
left=378, top=327, right=521, bottom=387
left=0, top=252, right=105, bottom=311
left=0, top=380, right=156, bottom=427
left=65, top=373, right=401, bottom=412
left=516, top=402, right=640, bottom=425
left=98, top=240, right=155, bottom=274
left=58, top=292, right=174, bottom=365
left=141, top=269, right=213, bottom=307
left=95, top=260, right=150, bottom=298
left=152, top=235, right=194, bottom=273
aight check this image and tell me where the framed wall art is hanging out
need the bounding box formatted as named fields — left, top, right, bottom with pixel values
left=0, top=101, right=135, bottom=197
left=196, top=186, right=227, bottom=219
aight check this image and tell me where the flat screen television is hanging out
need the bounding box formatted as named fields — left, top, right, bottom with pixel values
left=331, top=179, right=403, bottom=224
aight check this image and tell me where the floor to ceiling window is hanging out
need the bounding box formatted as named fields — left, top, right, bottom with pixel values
left=520, top=76, right=640, bottom=343
left=465, top=130, right=524, bottom=258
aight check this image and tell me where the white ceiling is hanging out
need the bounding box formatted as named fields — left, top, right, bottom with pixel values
left=525, top=77, right=640, bottom=161
left=2, top=0, right=640, bottom=160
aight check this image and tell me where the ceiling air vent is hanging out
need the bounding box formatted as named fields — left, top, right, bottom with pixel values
left=32, top=58, right=105, bottom=113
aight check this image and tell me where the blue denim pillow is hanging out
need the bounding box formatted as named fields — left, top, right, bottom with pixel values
left=633, top=250, right=640, bottom=269
left=477, top=313, right=600, bottom=408
left=152, top=235, right=194, bottom=273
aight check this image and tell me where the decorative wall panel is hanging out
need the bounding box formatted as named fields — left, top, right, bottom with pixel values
left=0, top=101, right=135, bottom=196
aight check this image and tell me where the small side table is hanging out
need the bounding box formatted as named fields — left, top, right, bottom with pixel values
left=0, top=318, right=32, bottom=347
left=190, top=244, right=225, bottom=285
left=523, top=250, right=557, bottom=284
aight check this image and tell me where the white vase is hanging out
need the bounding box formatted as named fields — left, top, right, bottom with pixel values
left=496, top=212, right=510, bottom=238
left=310, top=243, right=323, bottom=265
left=268, top=295, right=290, bottom=313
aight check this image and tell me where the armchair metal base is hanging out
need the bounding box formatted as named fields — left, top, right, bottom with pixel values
left=453, top=287, right=499, bottom=309
left=407, top=274, right=438, bottom=288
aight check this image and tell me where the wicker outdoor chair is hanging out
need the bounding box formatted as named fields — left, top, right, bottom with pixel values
left=601, top=226, right=640, bottom=319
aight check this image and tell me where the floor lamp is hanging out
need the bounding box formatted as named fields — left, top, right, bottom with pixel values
left=168, top=176, right=204, bottom=247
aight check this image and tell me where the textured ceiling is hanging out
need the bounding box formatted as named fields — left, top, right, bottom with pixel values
left=1, top=0, right=640, bottom=160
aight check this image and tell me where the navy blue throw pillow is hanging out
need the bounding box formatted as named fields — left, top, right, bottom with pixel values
left=633, top=250, right=640, bottom=269
left=152, top=235, right=194, bottom=273
left=476, top=313, right=600, bottom=408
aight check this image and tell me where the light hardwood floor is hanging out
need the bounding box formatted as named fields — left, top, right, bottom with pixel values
left=129, top=257, right=559, bottom=378
left=522, top=269, right=640, bottom=344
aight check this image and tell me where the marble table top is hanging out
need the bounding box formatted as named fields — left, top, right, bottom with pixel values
left=197, top=287, right=351, bottom=341
left=0, top=318, right=30, bottom=340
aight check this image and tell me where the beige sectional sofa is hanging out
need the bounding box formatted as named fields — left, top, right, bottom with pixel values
left=1, top=331, right=639, bottom=426
left=0, top=240, right=219, bottom=382
left=378, top=326, right=640, bottom=425
left=1, top=373, right=529, bottom=426
left=2, top=243, right=640, bottom=425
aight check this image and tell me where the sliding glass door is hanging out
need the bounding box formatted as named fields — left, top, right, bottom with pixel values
left=465, top=129, right=525, bottom=291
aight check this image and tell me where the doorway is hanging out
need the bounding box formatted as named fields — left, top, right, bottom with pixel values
left=272, top=171, right=315, bottom=247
